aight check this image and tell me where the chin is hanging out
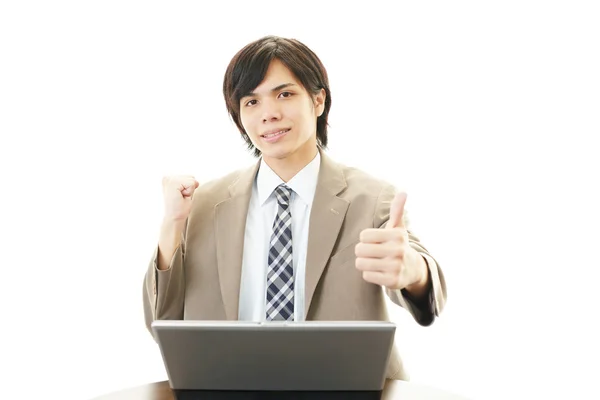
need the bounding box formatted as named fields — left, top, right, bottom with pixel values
left=262, top=148, right=294, bottom=160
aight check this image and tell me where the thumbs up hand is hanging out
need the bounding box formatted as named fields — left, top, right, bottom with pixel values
left=355, top=192, right=428, bottom=291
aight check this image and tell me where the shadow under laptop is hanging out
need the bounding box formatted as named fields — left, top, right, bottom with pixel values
left=174, top=389, right=383, bottom=400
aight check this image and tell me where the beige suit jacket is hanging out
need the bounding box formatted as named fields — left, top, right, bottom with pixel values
left=143, top=149, right=447, bottom=381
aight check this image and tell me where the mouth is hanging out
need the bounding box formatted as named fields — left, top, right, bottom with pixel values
left=261, top=128, right=291, bottom=142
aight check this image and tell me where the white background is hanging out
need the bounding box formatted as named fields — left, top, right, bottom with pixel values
left=1, top=1, right=599, bottom=399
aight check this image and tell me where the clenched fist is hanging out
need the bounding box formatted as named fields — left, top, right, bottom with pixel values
left=355, top=192, right=428, bottom=292
left=162, top=176, right=200, bottom=222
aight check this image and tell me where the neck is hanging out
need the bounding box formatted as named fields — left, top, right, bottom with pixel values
left=263, top=146, right=318, bottom=182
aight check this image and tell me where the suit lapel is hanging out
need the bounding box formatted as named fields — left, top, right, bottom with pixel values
left=304, top=150, right=349, bottom=315
left=215, top=161, right=259, bottom=320
left=214, top=150, right=349, bottom=320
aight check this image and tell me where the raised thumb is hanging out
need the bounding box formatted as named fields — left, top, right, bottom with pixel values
left=387, top=192, right=407, bottom=229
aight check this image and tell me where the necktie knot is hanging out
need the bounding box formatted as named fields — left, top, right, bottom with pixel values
left=274, top=184, right=292, bottom=208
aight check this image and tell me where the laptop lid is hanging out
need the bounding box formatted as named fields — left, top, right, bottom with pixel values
left=151, top=320, right=395, bottom=392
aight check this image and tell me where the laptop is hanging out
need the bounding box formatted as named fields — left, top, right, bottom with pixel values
left=151, top=320, right=395, bottom=393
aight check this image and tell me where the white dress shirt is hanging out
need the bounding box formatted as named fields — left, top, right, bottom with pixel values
left=238, top=152, right=321, bottom=322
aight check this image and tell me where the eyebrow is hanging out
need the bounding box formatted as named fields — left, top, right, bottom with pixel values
left=243, top=83, right=297, bottom=98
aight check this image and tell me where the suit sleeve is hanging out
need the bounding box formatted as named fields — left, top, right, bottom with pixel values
left=374, top=184, right=447, bottom=326
left=142, top=219, right=187, bottom=338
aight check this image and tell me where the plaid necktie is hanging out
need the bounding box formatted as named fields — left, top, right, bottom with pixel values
left=266, top=184, right=294, bottom=321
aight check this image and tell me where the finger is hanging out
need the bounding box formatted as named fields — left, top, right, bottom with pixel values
left=387, top=192, right=407, bottom=229
left=180, top=178, right=197, bottom=189
left=181, top=188, right=194, bottom=197
left=180, top=179, right=199, bottom=197
left=355, top=242, right=405, bottom=259
left=359, top=228, right=405, bottom=244
left=355, top=257, right=402, bottom=273
left=361, top=271, right=400, bottom=289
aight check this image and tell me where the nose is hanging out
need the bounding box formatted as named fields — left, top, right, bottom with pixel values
left=261, top=99, right=282, bottom=123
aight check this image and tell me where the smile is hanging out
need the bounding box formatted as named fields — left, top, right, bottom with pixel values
left=261, top=128, right=290, bottom=142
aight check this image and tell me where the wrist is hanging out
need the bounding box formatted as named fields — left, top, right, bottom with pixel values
left=159, top=218, right=186, bottom=249
left=161, top=217, right=186, bottom=231
left=405, top=252, right=429, bottom=294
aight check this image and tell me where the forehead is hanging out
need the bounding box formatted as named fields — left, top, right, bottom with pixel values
left=253, top=59, right=302, bottom=92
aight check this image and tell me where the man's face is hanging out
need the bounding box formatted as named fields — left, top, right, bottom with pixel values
left=239, top=59, right=325, bottom=164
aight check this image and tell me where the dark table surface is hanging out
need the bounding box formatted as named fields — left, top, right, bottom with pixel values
left=92, top=380, right=470, bottom=400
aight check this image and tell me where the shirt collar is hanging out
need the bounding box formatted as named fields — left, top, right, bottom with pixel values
left=256, top=151, right=321, bottom=207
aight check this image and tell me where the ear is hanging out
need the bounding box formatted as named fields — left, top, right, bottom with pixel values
left=313, top=88, right=326, bottom=117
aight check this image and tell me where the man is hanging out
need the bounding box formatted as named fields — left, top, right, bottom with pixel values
left=143, top=35, right=447, bottom=380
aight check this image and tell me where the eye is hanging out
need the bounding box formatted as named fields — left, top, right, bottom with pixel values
left=244, top=99, right=258, bottom=107
left=278, top=91, right=293, bottom=99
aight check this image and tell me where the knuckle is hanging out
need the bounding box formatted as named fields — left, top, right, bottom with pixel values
left=390, top=244, right=404, bottom=259
left=393, top=229, right=405, bottom=241
left=354, top=243, right=363, bottom=256
left=359, top=229, right=370, bottom=242
left=355, top=257, right=366, bottom=269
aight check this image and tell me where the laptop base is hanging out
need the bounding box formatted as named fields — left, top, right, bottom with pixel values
left=174, top=389, right=382, bottom=400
